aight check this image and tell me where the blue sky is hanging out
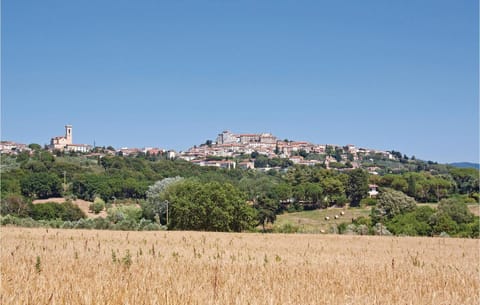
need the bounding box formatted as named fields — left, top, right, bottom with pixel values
left=2, top=0, right=478, bottom=163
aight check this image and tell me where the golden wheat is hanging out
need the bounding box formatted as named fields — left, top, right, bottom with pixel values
left=1, top=227, right=478, bottom=305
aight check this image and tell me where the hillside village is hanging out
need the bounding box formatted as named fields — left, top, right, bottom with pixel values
left=1, top=125, right=407, bottom=173
left=0, top=125, right=408, bottom=173
left=1, top=124, right=478, bottom=238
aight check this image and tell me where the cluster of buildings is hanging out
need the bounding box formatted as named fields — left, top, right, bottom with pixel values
left=0, top=141, right=29, bottom=154
left=2, top=126, right=398, bottom=173
left=1, top=125, right=174, bottom=159
left=1, top=125, right=92, bottom=155
left=179, top=130, right=397, bottom=170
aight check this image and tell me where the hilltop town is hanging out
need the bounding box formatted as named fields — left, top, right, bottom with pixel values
left=1, top=125, right=414, bottom=173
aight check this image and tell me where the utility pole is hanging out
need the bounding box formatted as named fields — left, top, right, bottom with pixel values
left=63, top=171, right=67, bottom=194
left=165, top=200, right=169, bottom=228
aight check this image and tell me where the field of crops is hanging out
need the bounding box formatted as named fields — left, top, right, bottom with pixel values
left=1, top=227, right=479, bottom=305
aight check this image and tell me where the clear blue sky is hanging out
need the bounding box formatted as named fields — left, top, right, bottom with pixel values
left=2, top=0, right=478, bottom=163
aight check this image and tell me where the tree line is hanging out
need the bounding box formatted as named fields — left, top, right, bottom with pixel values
left=1, top=147, right=478, bottom=235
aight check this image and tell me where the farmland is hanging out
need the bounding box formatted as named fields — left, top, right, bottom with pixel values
left=273, top=207, right=370, bottom=233
left=1, top=228, right=479, bottom=305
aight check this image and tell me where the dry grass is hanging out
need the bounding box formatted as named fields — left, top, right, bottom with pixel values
left=468, top=204, right=480, bottom=216
left=1, top=228, right=479, bottom=305
left=32, top=198, right=107, bottom=218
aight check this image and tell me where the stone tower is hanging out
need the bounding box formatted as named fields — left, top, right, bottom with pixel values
left=65, top=125, right=73, bottom=144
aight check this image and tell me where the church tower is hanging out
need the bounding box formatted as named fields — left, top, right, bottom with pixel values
left=65, top=125, right=73, bottom=144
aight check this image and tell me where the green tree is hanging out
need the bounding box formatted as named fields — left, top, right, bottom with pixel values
left=255, top=195, right=278, bottom=232
left=30, top=201, right=85, bottom=221
left=385, top=206, right=434, bottom=236
left=107, top=205, right=143, bottom=223
left=21, top=161, right=47, bottom=173
left=325, top=145, right=334, bottom=156
left=304, top=183, right=323, bottom=205
left=274, top=144, right=280, bottom=155
left=391, top=177, right=407, bottom=193
left=166, top=180, right=256, bottom=232
left=253, top=155, right=269, bottom=168
left=334, top=147, right=343, bottom=162
left=89, top=197, right=105, bottom=214
left=28, top=143, right=42, bottom=151
left=321, top=177, right=346, bottom=206
left=346, top=169, right=369, bottom=207
left=142, top=177, right=183, bottom=222
left=373, top=188, right=416, bottom=221
left=0, top=194, right=31, bottom=217
left=448, top=167, right=479, bottom=194
left=21, top=172, right=62, bottom=199
left=429, top=213, right=458, bottom=235
left=269, top=183, right=292, bottom=202
left=436, top=198, right=474, bottom=224
left=407, top=174, right=417, bottom=197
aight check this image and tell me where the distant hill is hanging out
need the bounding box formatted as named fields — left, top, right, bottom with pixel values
left=449, top=162, right=480, bottom=169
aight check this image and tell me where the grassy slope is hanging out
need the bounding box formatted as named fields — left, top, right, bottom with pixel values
left=273, top=207, right=371, bottom=233
left=275, top=202, right=480, bottom=233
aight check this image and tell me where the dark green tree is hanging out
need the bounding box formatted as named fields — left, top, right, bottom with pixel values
left=166, top=180, right=256, bottom=232
left=28, top=143, right=42, bottom=151
left=407, top=174, right=417, bottom=197
left=21, top=173, right=62, bottom=199
left=346, top=169, right=369, bottom=207
left=254, top=195, right=278, bottom=232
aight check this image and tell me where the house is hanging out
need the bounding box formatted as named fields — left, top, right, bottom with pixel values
left=0, top=141, right=28, bottom=154
left=238, top=161, right=255, bottom=170
left=66, top=144, right=92, bottom=153
left=191, top=159, right=236, bottom=169
left=368, top=184, right=379, bottom=198
left=167, top=150, right=176, bottom=160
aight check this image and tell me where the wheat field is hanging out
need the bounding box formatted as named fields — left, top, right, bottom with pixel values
left=1, top=227, right=479, bottom=305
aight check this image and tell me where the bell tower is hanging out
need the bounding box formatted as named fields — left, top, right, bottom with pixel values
left=65, top=125, right=73, bottom=144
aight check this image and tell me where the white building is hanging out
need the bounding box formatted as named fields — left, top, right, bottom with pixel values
left=49, top=125, right=92, bottom=153
left=50, top=125, right=73, bottom=150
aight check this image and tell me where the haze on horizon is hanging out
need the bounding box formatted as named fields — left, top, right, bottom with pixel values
left=1, top=0, right=478, bottom=164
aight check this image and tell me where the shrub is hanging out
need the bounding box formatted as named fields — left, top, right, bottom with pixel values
left=360, top=197, right=377, bottom=207
left=30, top=202, right=86, bottom=221
left=429, top=213, right=458, bottom=235
left=337, top=222, right=348, bottom=234
left=61, top=201, right=86, bottom=221
left=93, top=217, right=112, bottom=230
left=74, top=218, right=95, bottom=229
left=113, top=219, right=138, bottom=231
left=470, top=192, right=479, bottom=202
left=437, top=198, right=474, bottom=224
left=0, top=194, right=31, bottom=217
left=89, top=201, right=105, bottom=214
left=353, top=216, right=372, bottom=227
left=107, top=205, right=142, bottom=223
left=386, top=208, right=434, bottom=237
left=464, top=196, right=478, bottom=204
left=61, top=221, right=75, bottom=229
left=356, top=224, right=369, bottom=235
left=343, top=224, right=357, bottom=235
left=141, top=222, right=164, bottom=231
left=273, top=223, right=300, bottom=233
left=373, top=223, right=392, bottom=236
